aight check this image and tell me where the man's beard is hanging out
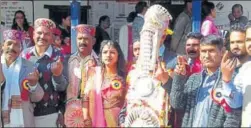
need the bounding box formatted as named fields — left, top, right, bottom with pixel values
left=233, top=53, right=247, bottom=60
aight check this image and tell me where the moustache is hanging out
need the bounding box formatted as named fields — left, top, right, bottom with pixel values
left=6, top=48, right=17, bottom=54
left=79, top=43, right=88, bottom=47
left=37, top=38, right=47, bottom=42
left=188, top=50, right=197, bottom=54
left=232, top=48, right=240, bottom=51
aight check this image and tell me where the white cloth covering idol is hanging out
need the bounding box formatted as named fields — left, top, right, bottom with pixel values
left=124, top=4, right=172, bottom=127
left=1, top=55, right=24, bottom=127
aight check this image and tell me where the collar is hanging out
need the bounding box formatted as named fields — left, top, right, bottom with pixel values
left=1, top=55, right=21, bottom=68
left=137, top=14, right=144, bottom=19
left=75, top=50, right=99, bottom=60
left=205, top=16, right=214, bottom=22
left=32, top=45, right=53, bottom=58
left=91, top=50, right=99, bottom=60
left=202, top=68, right=220, bottom=77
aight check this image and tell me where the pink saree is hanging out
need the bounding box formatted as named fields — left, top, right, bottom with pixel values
left=88, top=67, right=125, bottom=127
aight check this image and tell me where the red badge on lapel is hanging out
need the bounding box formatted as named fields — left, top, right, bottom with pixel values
left=21, top=79, right=29, bottom=101
left=211, top=88, right=231, bottom=113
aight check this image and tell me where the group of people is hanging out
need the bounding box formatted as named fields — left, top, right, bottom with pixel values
left=0, top=0, right=251, bottom=128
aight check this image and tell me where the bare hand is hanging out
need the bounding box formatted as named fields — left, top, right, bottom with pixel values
left=174, top=56, right=187, bottom=75
left=27, top=68, right=39, bottom=86
left=87, top=59, right=96, bottom=68
left=56, top=113, right=65, bottom=127
left=154, top=59, right=169, bottom=84
left=221, top=51, right=237, bottom=83
left=51, top=57, right=63, bottom=76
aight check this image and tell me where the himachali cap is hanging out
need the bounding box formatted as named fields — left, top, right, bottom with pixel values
left=75, top=24, right=96, bottom=36
left=34, top=18, right=56, bottom=30
left=3, top=29, right=24, bottom=42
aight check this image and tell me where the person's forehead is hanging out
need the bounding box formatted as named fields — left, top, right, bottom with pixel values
left=35, top=26, right=51, bottom=33
left=16, top=13, right=23, bottom=16
left=77, top=33, right=92, bottom=38
left=133, top=42, right=140, bottom=47
left=246, top=28, right=251, bottom=35
left=4, top=39, right=20, bottom=44
left=233, top=7, right=241, bottom=11
left=103, top=44, right=116, bottom=50
left=186, top=38, right=200, bottom=44
left=200, top=44, right=218, bottom=50
left=230, top=31, right=245, bottom=40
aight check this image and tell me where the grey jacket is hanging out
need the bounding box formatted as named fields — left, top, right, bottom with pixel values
left=170, top=71, right=241, bottom=127
left=171, top=10, right=192, bottom=55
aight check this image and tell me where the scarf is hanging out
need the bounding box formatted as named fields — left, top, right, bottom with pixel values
left=1, top=55, right=24, bottom=127
left=92, top=67, right=106, bottom=127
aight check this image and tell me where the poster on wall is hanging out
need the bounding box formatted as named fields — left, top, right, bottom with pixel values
left=1, top=1, right=33, bottom=28
left=213, top=1, right=250, bottom=31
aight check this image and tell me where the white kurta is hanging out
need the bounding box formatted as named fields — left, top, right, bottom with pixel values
left=119, top=23, right=132, bottom=61
left=1, top=56, right=24, bottom=127
left=238, top=61, right=251, bottom=127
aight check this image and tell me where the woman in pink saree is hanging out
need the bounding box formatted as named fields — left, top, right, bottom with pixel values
left=83, top=40, right=126, bottom=127
left=201, top=1, right=219, bottom=36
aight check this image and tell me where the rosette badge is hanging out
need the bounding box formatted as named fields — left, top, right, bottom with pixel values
left=111, top=79, right=122, bottom=90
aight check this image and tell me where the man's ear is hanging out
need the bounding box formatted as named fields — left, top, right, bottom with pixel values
left=92, top=38, right=96, bottom=46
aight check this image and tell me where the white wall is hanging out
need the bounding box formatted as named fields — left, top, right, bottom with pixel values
left=1, top=1, right=33, bottom=28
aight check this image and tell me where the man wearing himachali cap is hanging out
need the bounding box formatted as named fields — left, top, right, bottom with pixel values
left=21, top=18, right=68, bottom=127
left=64, top=24, right=99, bottom=127
left=1, top=29, right=44, bottom=127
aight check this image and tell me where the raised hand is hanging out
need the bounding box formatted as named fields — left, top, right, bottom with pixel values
left=221, top=51, right=237, bottom=83
left=27, top=68, right=39, bottom=86
left=174, top=56, right=187, bottom=75
left=87, top=58, right=96, bottom=68
left=154, top=58, right=169, bottom=84
left=51, top=57, right=63, bottom=76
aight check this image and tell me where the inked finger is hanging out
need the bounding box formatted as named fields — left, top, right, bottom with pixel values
left=222, top=50, right=230, bottom=63
left=177, top=56, right=183, bottom=65
left=230, top=58, right=237, bottom=69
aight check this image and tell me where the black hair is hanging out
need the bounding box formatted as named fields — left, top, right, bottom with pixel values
left=184, top=0, right=192, bottom=6
left=11, top=10, right=30, bottom=31
left=200, top=34, right=224, bottom=50
left=99, top=40, right=126, bottom=78
left=230, top=23, right=246, bottom=34
left=201, top=2, right=215, bottom=21
left=186, top=32, right=203, bottom=40
left=232, top=4, right=243, bottom=13
left=135, top=1, right=148, bottom=14
left=98, top=15, right=109, bottom=25
left=127, top=12, right=137, bottom=23
left=61, top=13, right=71, bottom=24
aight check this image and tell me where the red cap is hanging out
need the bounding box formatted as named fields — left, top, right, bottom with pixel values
left=34, top=18, right=56, bottom=30
left=75, top=24, right=95, bottom=36
left=3, top=29, right=24, bottom=42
